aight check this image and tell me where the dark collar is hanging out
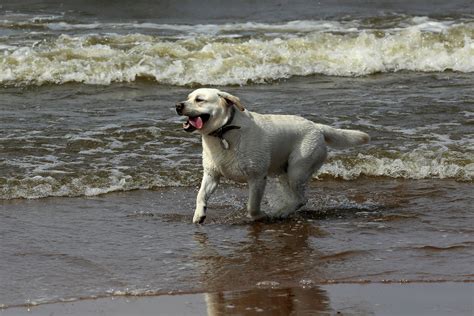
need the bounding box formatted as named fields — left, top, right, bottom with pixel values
left=208, top=107, right=241, bottom=140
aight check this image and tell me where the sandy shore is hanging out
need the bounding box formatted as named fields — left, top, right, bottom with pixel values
left=2, top=283, right=472, bottom=316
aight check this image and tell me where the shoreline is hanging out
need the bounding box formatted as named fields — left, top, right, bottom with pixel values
left=3, top=279, right=472, bottom=310
left=2, top=282, right=472, bottom=315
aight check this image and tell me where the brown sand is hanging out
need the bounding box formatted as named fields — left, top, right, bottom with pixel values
left=2, top=283, right=472, bottom=316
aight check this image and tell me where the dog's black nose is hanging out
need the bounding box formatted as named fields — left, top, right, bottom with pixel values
left=175, top=102, right=185, bottom=115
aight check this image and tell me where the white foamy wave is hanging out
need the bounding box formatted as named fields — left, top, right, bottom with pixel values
left=4, top=16, right=463, bottom=34
left=106, top=288, right=165, bottom=297
left=318, top=151, right=474, bottom=181
left=0, top=44, right=17, bottom=51
left=0, top=170, right=192, bottom=200
left=1, top=150, right=472, bottom=200
left=47, top=22, right=102, bottom=31
left=0, top=19, right=472, bottom=86
left=45, top=20, right=357, bottom=34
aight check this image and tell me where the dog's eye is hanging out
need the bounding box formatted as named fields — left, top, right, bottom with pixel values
left=195, top=97, right=205, bottom=103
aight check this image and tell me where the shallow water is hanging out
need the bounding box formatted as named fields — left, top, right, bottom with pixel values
left=0, top=0, right=473, bottom=310
left=1, top=179, right=473, bottom=307
left=1, top=74, right=473, bottom=200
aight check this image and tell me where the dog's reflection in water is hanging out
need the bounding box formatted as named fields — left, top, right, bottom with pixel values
left=192, top=222, right=332, bottom=315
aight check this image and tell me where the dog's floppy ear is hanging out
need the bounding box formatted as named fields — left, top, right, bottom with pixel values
left=218, top=91, right=245, bottom=111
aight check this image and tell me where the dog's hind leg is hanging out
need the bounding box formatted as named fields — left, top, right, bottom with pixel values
left=193, top=172, right=220, bottom=224
left=273, top=168, right=308, bottom=218
left=269, top=174, right=302, bottom=218
left=274, top=138, right=327, bottom=218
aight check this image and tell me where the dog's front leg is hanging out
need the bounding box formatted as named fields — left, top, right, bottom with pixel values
left=247, top=176, right=267, bottom=220
left=193, top=172, right=220, bottom=224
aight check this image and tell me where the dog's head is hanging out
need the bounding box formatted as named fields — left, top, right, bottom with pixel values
left=176, top=88, right=245, bottom=134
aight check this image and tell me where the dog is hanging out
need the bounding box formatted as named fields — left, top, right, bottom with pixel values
left=176, top=88, right=369, bottom=224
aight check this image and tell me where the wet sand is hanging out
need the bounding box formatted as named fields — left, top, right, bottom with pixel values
left=1, top=178, right=473, bottom=314
left=2, top=283, right=472, bottom=315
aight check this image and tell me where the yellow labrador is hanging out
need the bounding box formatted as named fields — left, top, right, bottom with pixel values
left=176, top=88, right=369, bottom=224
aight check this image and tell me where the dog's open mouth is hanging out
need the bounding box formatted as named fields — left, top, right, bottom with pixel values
left=183, top=114, right=211, bottom=132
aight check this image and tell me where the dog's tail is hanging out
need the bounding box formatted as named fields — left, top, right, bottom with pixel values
left=318, top=124, right=370, bottom=149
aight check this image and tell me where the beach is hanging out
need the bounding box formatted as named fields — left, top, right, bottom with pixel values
left=1, top=0, right=473, bottom=314
left=1, top=180, right=473, bottom=314
left=3, top=283, right=473, bottom=315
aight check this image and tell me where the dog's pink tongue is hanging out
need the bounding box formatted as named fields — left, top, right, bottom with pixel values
left=188, top=116, right=203, bottom=129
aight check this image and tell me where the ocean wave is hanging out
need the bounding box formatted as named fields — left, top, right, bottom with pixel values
left=45, top=20, right=357, bottom=33
left=0, top=170, right=194, bottom=200
left=1, top=150, right=472, bottom=200
left=0, top=18, right=472, bottom=86
left=0, top=16, right=467, bottom=34
left=319, top=151, right=474, bottom=181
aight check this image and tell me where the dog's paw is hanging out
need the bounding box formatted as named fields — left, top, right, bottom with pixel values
left=247, top=212, right=268, bottom=221
left=192, top=207, right=207, bottom=224
left=272, top=209, right=294, bottom=219
left=272, top=201, right=304, bottom=219
left=192, top=215, right=206, bottom=224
